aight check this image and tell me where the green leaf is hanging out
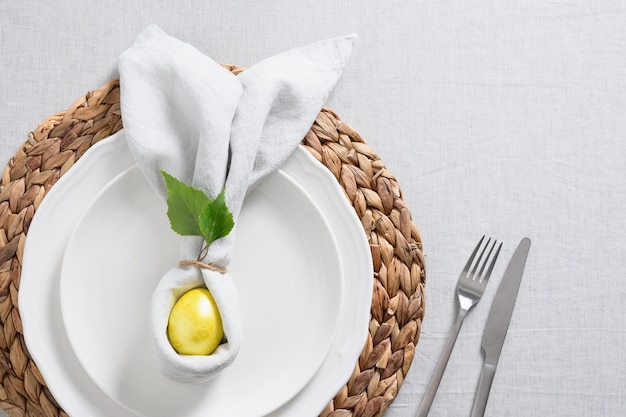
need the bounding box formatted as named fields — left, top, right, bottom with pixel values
left=198, top=188, right=234, bottom=245
left=161, top=170, right=211, bottom=236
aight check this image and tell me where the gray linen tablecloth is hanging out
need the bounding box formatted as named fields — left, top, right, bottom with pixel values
left=1, top=1, right=625, bottom=416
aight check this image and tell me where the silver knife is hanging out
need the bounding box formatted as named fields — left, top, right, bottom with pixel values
left=470, top=237, right=531, bottom=417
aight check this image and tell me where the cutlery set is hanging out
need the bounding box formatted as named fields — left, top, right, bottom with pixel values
left=416, top=236, right=531, bottom=417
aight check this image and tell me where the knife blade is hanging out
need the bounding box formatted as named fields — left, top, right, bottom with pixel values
left=470, top=237, right=531, bottom=417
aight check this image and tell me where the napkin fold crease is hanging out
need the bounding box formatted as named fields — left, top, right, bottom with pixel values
left=118, top=24, right=355, bottom=383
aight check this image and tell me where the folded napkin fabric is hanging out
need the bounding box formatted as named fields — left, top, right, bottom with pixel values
left=118, top=24, right=355, bottom=383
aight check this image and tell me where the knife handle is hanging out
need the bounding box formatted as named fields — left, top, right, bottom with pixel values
left=470, top=361, right=497, bottom=417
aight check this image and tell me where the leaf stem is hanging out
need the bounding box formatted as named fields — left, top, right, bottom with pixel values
left=198, top=242, right=209, bottom=262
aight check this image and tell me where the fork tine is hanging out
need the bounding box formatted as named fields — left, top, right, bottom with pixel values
left=479, top=241, right=502, bottom=283
left=462, top=235, right=485, bottom=275
left=469, top=237, right=492, bottom=279
left=475, top=239, right=497, bottom=278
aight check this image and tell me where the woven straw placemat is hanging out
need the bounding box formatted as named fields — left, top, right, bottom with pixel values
left=0, top=68, right=425, bottom=417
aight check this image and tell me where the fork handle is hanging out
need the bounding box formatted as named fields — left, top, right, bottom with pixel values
left=415, top=310, right=466, bottom=417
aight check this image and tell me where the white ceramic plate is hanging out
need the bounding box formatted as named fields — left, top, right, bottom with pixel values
left=19, top=131, right=373, bottom=417
left=60, top=164, right=342, bottom=417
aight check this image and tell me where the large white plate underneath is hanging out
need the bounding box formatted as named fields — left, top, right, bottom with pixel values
left=19, top=130, right=373, bottom=417
left=60, top=164, right=342, bottom=417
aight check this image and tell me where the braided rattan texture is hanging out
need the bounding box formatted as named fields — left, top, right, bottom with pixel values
left=0, top=72, right=425, bottom=417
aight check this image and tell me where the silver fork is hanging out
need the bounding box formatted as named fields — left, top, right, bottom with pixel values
left=416, top=236, right=502, bottom=417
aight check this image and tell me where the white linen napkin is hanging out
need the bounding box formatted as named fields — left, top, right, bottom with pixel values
left=118, top=24, right=355, bottom=383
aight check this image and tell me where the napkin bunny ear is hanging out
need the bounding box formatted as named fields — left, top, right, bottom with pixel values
left=224, top=35, right=357, bottom=219
left=203, top=35, right=357, bottom=268
left=119, top=24, right=241, bottom=200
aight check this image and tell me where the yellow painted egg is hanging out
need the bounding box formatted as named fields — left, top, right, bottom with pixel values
left=167, top=287, right=224, bottom=355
